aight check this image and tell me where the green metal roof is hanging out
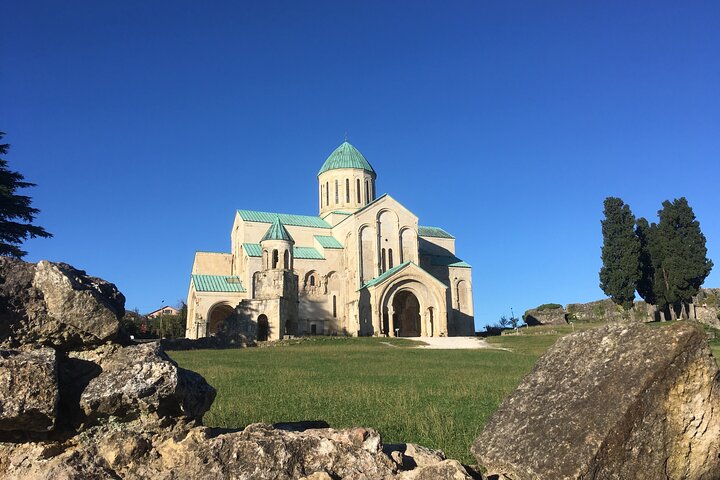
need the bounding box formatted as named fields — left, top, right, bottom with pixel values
left=361, top=261, right=412, bottom=289
left=314, top=235, right=343, bottom=249
left=294, top=246, right=325, bottom=260
left=260, top=217, right=294, bottom=243
left=318, top=141, right=376, bottom=176
left=192, top=275, right=246, bottom=293
left=418, top=225, right=455, bottom=239
left=242, top=243, right=325, bottom=260
left=237, top=210, right=331, bottom=229
left=428, top=255, right=471, bottom=268
left=243, top=243, right=262, bottom=257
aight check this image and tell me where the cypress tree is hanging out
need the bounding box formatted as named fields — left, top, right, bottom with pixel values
left=635, top=217, right=657, bottom=305
left=651, top=198, right=713, bottom=318
left=599, top=197, right=641, bottom=310
left=0, top=132, right=52, bottom=258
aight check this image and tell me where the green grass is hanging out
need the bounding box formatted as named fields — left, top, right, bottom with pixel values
left=170, top=336, right=546, bottom=464
left=170, top=322, right=720, bottom=464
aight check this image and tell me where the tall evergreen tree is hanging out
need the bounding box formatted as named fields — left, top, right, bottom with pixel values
left=0, top=132, right=52, bottom=258
left=649, top=198, right=713, bottom=318
left=635, top=217, right=657, bottom=305
left=599, top=197, right=641, bottom=310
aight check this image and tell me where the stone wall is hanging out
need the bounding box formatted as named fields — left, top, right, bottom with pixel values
left=566, top=299, right=657, bottom=324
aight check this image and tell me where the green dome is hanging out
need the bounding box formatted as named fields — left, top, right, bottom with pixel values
left=318, top=141, right=376, bottom=176
left=260, top=217, right=294, bottom=243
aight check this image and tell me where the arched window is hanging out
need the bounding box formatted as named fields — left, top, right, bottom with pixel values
left=365, top=180, right=369, bottom=204
left=381, top=248, right=387, bottom=273
left=345, top=178, right=350, bottom=203
left=356, top=179, right=361, bottom=203
left=283, top=250, right=289, bottom=270
left=335, top=179, right=339, bottom=204
left=332, top=295, right=337, bottom=318
left=319, top=184, right=323, bottom=209
left=263, top=250, right=268, bottom=269
left=309, top=275, right=315, bottom=286
left=326, top=182, right=329, bottom=206
left=272, top=250, right=279, bottom=269
left=388, top=249, right=394, bottom=269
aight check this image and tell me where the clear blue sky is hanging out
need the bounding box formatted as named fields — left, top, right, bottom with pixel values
left=3, top=1, right=719, bottom=329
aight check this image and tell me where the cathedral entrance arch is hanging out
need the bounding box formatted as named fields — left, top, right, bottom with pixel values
left=208, top=303, right=235, bottom=335
left=257, top=314, right=269, bottom=341
left=392, top=290, right=421, bottom=337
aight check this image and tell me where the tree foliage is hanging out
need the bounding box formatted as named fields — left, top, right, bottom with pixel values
left=599, top=197, right=641, bottom=310
left=0, top=132, right=52, bottom=258
left=638, top=198, right=713, bottom=315
left=635, top=217, right=657, bottom=305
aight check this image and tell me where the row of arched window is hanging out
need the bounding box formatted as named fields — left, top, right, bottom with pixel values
left=262, top=249, right=291, bottom=270
left=320, top=178, right=374, bottom=208
left=380, top=248, right=394, bottom=273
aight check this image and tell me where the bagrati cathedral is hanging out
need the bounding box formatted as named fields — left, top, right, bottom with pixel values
left=186, top=141, right=474, bottom=340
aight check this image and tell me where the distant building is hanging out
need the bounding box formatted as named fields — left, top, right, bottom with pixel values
left=186, top=141, right=474, bottom=340
left=147, top=306, right=180, bottom=318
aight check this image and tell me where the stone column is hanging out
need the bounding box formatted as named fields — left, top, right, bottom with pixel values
left=421, top=309, right=428, bottom=337
left=388, top=306, right=395, bottom=336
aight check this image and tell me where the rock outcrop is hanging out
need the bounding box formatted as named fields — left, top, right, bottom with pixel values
left=79, top=342, right=216, bottom=422
left=0, top=348, right=58, bottom=432
left=472, top=322, right=720, bottom=479
left=566, top=298, right=656, bottom=324
left=522, top=304, right=566, bottom=326
left=0, top=258, right=125, bottom=350
left=0, top=259, right=474, bottom=479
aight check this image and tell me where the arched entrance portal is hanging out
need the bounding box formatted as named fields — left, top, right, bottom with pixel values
left=393, top=291, right=421, bottom=337
left=208, top=304, right=235, bottom=335
left=257, top=314, right=269, bottom=341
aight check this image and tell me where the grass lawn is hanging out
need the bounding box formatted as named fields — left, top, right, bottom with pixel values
left=170, top=336, right=545, bottom=464
left=169, top=321, right=720, bottom=464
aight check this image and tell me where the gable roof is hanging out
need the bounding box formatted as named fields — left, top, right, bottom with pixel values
left=237, top=210, right=331, bottom=229
left=260, top=217, right=294, bottom=243
left=192, top=274, right=246, bottom=293
left=362, top=261, right=412, bottom=289
left=318, top=141, right=376, bottom=176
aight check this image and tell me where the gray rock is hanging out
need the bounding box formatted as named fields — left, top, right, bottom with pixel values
left=0, top=258, right=125, bottom=350
left=79, top=342, right=215, bottom=422
left=472, top=322, right=720, bottom=479
left=0, top=421, right=400, bottom=480
left=0, top=348, right=58, bottom=432
left=522, top=304, right=566, bottom=326
left=566, top=298, right=656, bottom=324
left=396, top=460, right=473, bottom=480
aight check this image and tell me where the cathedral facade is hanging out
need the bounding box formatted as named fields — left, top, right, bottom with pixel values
left=186, top=141, right=474, bottom=340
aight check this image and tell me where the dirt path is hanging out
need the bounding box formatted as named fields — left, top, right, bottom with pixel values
left=413, top=336, right=498, bottom=349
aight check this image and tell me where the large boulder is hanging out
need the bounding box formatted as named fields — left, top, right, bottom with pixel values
left=472, top=322, right=720, bottom=479
left=79, top=342, right=215, bottom=422
left=523, top=303, right=566, bottom=326
left=0, top=348, right=58, bottom=432
left=0, top=258, right=125, bottom=350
